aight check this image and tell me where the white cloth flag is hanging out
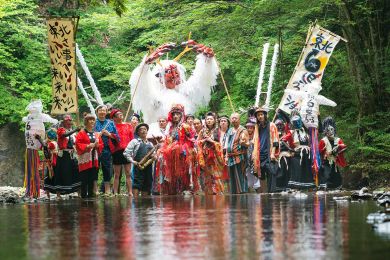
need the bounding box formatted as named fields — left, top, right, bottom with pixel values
left=278, top=25, right=342, bottom=114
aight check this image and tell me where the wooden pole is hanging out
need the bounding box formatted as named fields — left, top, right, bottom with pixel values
left=215, top=57, right=235, bottom=113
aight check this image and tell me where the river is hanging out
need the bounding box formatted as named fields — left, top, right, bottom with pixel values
left=0, top=194, right=389, bottom=259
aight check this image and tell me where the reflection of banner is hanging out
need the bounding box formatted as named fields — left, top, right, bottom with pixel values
left=46, top=17, right=78, bottom=114
left=278, top=25, right=342, bottom=114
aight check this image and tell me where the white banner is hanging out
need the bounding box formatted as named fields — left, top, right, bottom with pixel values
left=278, top=25, right=342, bottom=114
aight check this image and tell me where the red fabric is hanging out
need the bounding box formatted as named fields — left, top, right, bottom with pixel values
left=57, top=127, right=69, bottom=150
left=47, top=141, right=57, bottom=166
left=75, top=130, right=104, bottom=172
left=157, top=123, right=199, bottom=194
left=281, top=131, right=295, bottom=149
left=319, top=138, right=347, bottom=168
left=109, top=123, right=134, bottom=152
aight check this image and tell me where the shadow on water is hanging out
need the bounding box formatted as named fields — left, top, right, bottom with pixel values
left=0, top=194, right=389, bottom=259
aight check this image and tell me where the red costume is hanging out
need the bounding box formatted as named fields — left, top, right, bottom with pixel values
left=109, top=123, right=134, bottom=153
left=75, top=130, right=104, bottom=172
left=156, top=104, right=200, bottom=194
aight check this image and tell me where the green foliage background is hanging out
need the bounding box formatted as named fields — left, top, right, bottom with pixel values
left=0, top=0, right=389, bottom=188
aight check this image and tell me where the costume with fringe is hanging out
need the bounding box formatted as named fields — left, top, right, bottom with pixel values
left=286, top=128, right=315, bottom=189
left=129, top=44, right=219, bottom=124
left=23, top=100, right=58, bottom=198
left=156, top=105, right=200, bottom=194
left=197, top=127, right=225, bottom=194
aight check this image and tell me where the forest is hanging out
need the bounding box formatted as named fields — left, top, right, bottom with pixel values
left=0, top=0, right=389, bottom=188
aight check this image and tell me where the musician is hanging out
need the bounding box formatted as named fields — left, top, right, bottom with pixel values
left=123, top=123, right=155, bottom=196
left=94, top=104, right=119, bottom=195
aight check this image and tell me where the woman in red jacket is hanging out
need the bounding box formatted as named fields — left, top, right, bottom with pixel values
left=75, top=114, right=104, bottom=198
left=109, top=109, right=134, bottom=196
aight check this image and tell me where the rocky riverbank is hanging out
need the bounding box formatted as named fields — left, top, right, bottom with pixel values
left=0, top=186, right=78, bottom=204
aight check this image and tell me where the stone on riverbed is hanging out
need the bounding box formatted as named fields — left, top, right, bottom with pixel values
left=0, top=186, right=24, bottom=204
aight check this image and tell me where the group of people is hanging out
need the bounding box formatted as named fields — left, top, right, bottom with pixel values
left=32, top=102, right=347, bottom=199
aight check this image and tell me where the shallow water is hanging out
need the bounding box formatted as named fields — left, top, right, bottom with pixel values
left=0, top=194, right=389, bottom=259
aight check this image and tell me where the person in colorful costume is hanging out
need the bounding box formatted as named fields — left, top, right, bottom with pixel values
left=41, top=128, right=58, bottom=199
left=23, top=100, right=58, bottom=198
left=286, top=112, right=316, bottom=190
left=274, top=118, right=294, bottom=191
left=245, top=116, right=260, bottom=193
left=252, top=107, right=279, bottom=193
left=123, top=123, right=155, bottom=196
left=319, top=117, right=347, bottom=189
left=109, top=109, right=134, bottom=195
left=197, top=112, right=225, bottom=195
left=156, top=104, right=199, bottom=195
left=55, top=115, right=81, bottom=197
left=75, top=114, right=104, bottom=198
left=94, top=105, right=120, bottom=194
left=224, top=113, right=249, bottom=194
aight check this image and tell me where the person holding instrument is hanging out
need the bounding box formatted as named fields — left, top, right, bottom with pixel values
left=123, top=123, right=155, bottom=197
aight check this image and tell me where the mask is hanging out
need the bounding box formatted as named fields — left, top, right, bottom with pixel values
left=325, top=125, right=335, bottom=138
left=291, top=115, right=303, bottom=129
left=164, top=64, right=181, bottom=89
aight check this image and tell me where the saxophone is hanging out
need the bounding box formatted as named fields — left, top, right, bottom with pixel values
left=137, top=144, right=160, bottom=170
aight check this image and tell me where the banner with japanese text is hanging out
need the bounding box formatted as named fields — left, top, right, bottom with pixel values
left=46, top=17, right=78, bottom=114
left=278, top=25, right=342, bottom=114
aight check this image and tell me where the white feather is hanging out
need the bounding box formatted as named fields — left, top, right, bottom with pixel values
left=129, top=55, right=218, bottom=124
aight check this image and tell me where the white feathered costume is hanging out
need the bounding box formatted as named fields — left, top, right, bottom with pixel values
left=129, top=54, right=219, bottom=124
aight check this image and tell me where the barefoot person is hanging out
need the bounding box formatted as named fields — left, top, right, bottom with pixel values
left=110, top=109, right=134, bottom=196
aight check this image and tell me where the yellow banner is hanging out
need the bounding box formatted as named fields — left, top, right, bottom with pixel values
left=46, top=17, right=78, bottom=114
left=278, top=25, right=341, bottom=114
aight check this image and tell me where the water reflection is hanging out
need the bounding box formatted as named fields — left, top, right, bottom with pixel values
left=1, top=194, right=389, bottom=259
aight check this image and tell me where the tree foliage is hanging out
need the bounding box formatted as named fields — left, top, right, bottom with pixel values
left=0, top=0, right=389, bottom=187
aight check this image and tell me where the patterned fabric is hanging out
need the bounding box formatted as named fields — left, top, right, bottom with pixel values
left=24, top=148, right=41, bottom=198
left=225, top=126, right=247, bottom=166
left=75, top=130, right=104, bottom=172
left=197, top=127, right=225, bottom=194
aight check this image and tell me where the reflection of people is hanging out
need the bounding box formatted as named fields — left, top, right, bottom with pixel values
left=319, top=117, right=347, bottom=189
left=224, top=113, right=249, bottom=194
left=94, top=105, right=119, bottom=194
left=197, top=112, right=224, bottom=195
left=55, top=115, right=81, bottom=198
left=75, top=114, right=104, bottom=198
left=123, top=123, right=154, bottom=196
left=109, top=109, right=134, bottom=195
